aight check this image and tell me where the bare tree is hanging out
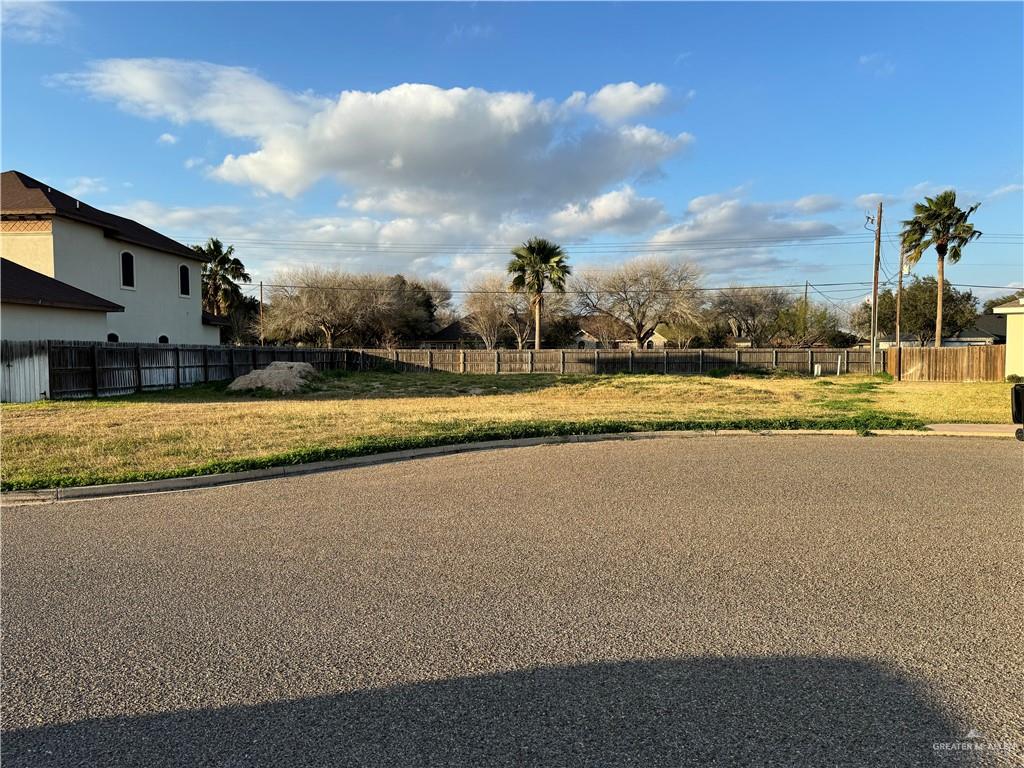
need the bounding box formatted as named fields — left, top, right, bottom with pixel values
left=574, top=258, right=701, bottom=348
left=504, top=291, right=534, bottom=350
left=263, top=268, right=449, bottom=347
left=711, top=287, right=791, bottom=347
left=462, top=276, right=507, bottom=350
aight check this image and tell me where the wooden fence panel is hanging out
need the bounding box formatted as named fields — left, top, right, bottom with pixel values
left=17, top=341, right=896, bottom=402
left=890, top=345, right=1005, bottom=382
left=1, top=340, right=50, bottom=402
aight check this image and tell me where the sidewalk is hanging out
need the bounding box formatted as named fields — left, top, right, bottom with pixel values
left=924, top=423, right=1020, bottom=438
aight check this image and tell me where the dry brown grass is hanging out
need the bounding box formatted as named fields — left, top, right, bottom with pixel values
left=0, top=372, right=1008, bottom=488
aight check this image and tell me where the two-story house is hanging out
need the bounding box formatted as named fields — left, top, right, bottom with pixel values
left=1, top=170, right=221, bottom=344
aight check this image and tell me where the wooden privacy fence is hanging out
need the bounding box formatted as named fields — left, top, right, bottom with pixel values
left=888, top=344, right=1006, bottom=382
left=1, top=341, right=887, bottom=402
left=349, top=347, right=883, bottom=376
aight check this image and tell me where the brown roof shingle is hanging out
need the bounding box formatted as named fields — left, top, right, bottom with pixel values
left=1, top=258, right=124, bottom=313
left=1, top=170, right=204, bottom=262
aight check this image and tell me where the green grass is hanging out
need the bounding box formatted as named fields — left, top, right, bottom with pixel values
left=2, top=412, right=924, bottom=491
left=3, top=370, right=1004, bottom=492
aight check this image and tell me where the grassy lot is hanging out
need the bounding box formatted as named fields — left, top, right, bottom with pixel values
left=0, top=370, right=1009, bottom=490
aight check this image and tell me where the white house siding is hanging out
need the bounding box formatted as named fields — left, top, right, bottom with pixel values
left=1, top=303, right=109, bottom=341
left=48, top=219, right=211, bottom=344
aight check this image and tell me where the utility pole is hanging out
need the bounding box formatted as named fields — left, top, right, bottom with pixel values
left=870, top=202, right=883, bottom=374
left=259, top=281, right=265, bottom=347
left=802, top=280, right=809, bottom=345
left=895, top=247, right=904, bottom=381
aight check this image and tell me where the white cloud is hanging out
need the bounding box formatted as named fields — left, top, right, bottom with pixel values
left=988, top=184, right=1023, bottom=200
left=548, top=186, right=667, bottom=237
left=649, top=193, right=842, bottom=277
left=1, top=1, right=71, bottom=43
left=445, top=23, right=493, bottom=43
left=184, top=157, right=205, bottom=170
left=66, top=176, right=107, bottom=197
left=854, top=192, right=899, bottom=210
left=157, top=132, right=179, bottom=145
left=858, top=53, right=895, bottom=78
left=584, top=81, right=669, bottom=124
left=53, top=59, right=690, bottom=220
left=793, top=194, right=841, bottom=214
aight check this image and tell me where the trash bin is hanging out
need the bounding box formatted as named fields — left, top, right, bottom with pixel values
left=1013, top=383, right=1024, bottom=441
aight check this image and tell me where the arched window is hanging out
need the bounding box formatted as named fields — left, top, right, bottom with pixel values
left=158, top=335, right=169, bottom=344
left=178, top=264, right=190, bottom=297
left=120, top=251, right=135, bottom=288
left=646, top=340, right=655, bottom=350
left=107, top=333, right=119, bottom=343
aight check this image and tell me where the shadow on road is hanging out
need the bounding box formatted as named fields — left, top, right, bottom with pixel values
left=2, top=656, right=973, bottom=767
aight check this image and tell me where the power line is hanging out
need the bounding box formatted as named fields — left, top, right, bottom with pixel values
left=237, top=278, right=1021, bottom=297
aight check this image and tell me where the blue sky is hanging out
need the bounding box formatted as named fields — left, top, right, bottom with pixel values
left=3, top=1, right=1022, bottom=307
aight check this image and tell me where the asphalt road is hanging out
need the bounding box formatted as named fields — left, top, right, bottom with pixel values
left=2, top=435, right=1022, bottom=767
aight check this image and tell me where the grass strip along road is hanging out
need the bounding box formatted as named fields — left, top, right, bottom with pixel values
left=1, top=371, right=1008, bottom=490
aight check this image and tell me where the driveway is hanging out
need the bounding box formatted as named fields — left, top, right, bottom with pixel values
left=2, top=435, right=1022, bottom=767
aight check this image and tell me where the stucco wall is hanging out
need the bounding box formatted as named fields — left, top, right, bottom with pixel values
left=50, top=218, right=210, bottom=344
left=1, top=303, right=109, bottom=342
left=1004, top=314, right=1024, bottom=377
left=0, top=220, right=55, bottom=276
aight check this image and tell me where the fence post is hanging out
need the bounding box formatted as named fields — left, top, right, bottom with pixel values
left=663, top=349, right=669, bottom=375
left=628, top=349, right=634, bottom=374
left=135, top=344, right=143, bottom=392
left=427, top=350, right=433, bottom=373
left=772, top=349, right=778, bottom=368
left=202, top=346, right=209, bottom=383
left=173, top=346, right=181, bottom=389
left=843, top=348, right=849, bottom=374
left=560, top=350, right=565, bottom=374
left=229, top=348, right=236, bottom=379
left=698, top=348, right=703, bottom=374
left=91, top=343, right=100, bottom=397
left=807, top=348, right=813, bottom=374
left=595, top=349, right=600, bottom=374
left=460, top=350, right=466, bottom=374
left=896, top=346, right=902, bottom=382
left=495, top=350, right=500, bottom=374
left=735, top=348, right=740, bottom=369
left=528, top=350, right=534, bottom=373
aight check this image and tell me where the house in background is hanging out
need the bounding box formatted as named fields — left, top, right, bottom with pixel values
left=993, top=297, right=1024, bottom=377
left=1, top=259, right=124, bottom=341
left=943, top=313, right=1007, bottom=347
left=573, top=316, right=671, bottom=349
left=1, top=171, right=219, bottom=345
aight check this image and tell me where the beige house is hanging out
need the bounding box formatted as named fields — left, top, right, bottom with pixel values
left=993, top=296, right=1024, bottom=377
left=1, top=171, right=219, bottom=345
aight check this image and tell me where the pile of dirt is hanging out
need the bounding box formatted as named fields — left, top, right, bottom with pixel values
left=227, top=361, right=317, bottom=394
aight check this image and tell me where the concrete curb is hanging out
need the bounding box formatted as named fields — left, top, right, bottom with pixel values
left=2, top=427, right=1014, bottom=506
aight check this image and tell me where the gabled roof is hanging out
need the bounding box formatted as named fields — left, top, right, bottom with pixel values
left=992, top=296, right=1024, bottom=314
left=1, top=170, right=204, bottom=262
left=427, top=317, right=478, bottom=342
left=1, top=259, right=124, bottom=313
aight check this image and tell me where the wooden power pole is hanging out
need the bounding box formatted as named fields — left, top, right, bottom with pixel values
left=259, top=281, right=265, bottom=346
left=870, top=202, right=883, bottom=374
left=895, top=247, right=904, bottom=381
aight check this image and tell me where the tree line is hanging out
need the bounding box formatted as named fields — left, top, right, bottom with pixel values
left=194, top=189, right=988, bottom=349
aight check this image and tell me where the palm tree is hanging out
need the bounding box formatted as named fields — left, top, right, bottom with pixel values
left=193, top=238, right=252, bottom=316
left=507, top=237, right=571, bottom=350
left=900, top=190, right=981, bottom=347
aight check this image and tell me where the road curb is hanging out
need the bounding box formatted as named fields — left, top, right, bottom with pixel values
left=1, top=427, right=1013, bottom=505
